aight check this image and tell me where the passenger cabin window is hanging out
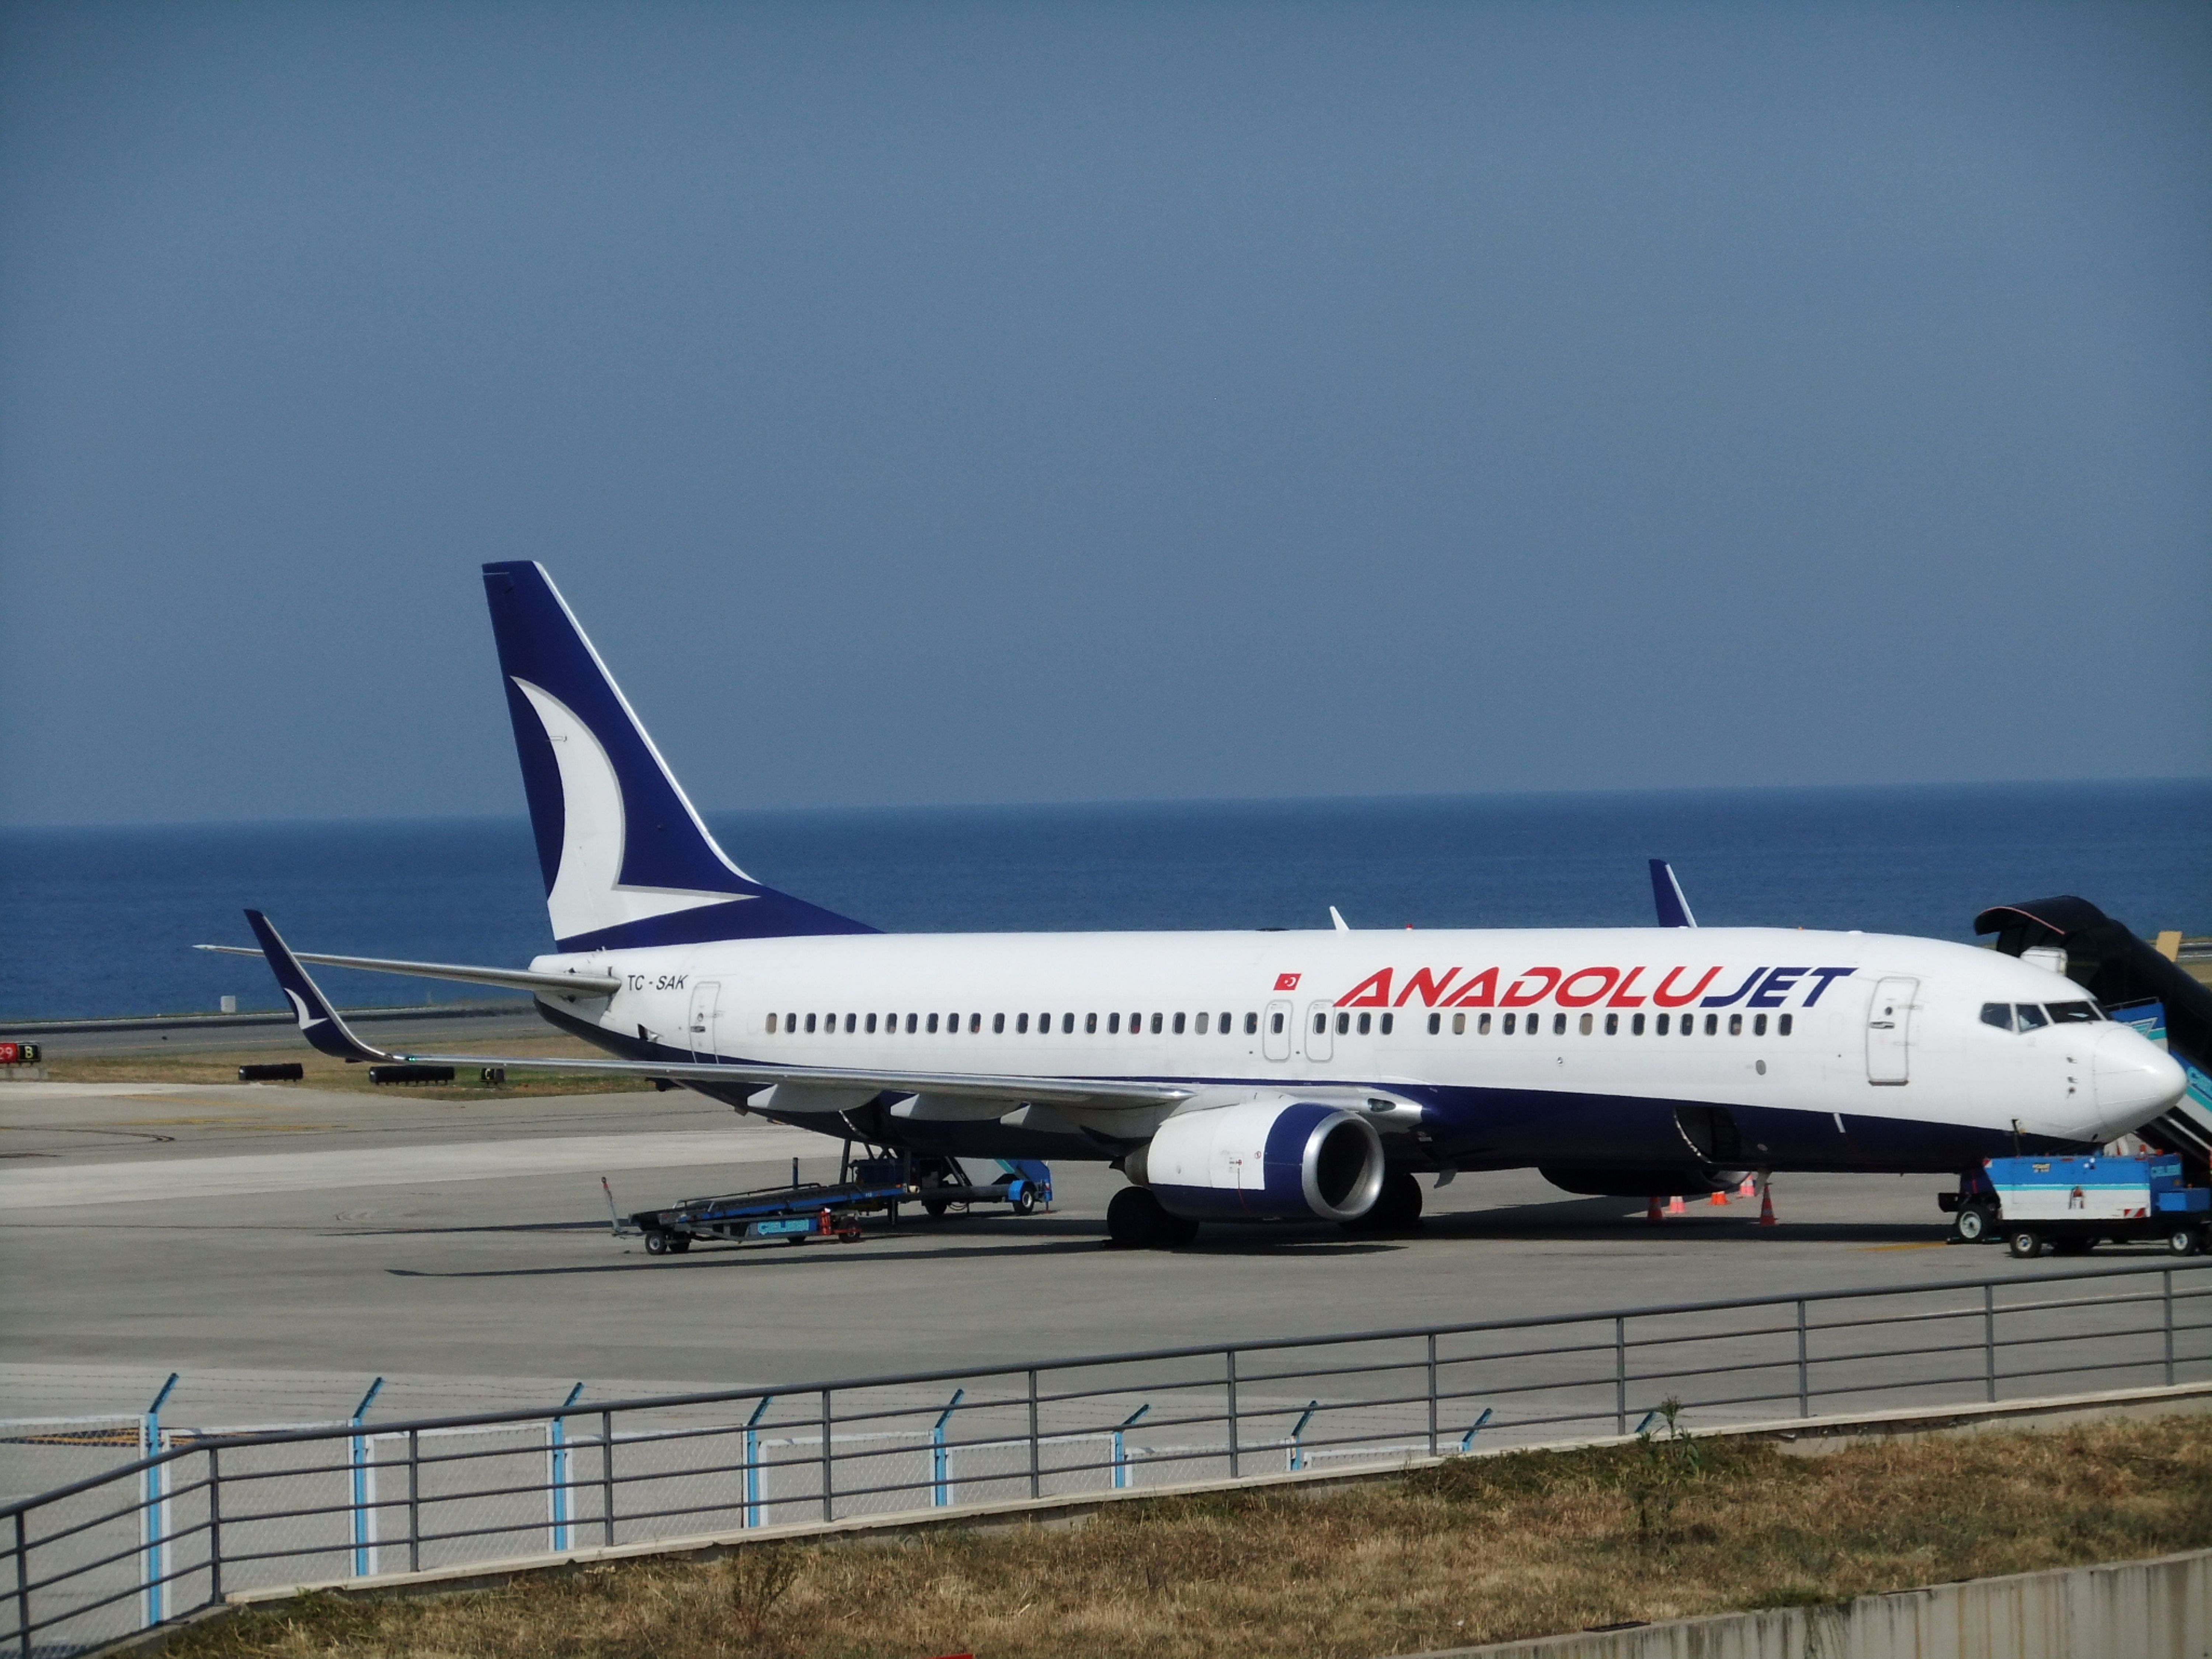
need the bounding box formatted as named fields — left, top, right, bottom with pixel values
left=805, top=1013, right=818, bottom=1034
left=1579, top=1013, right=1593, bottom=1036
left=1429, top=1012, right=1442, bottom=1035
left=1150, top=1012, right=1163, bottom=1034
left=1107, top=1012, right=1120, bottom=1034
left=1655, top=1013, right=1668, bottom=1035
left=926, top=1013, right=939, bottom=1033
left=1477, top=1012, right=1491, bottom=1034
left=1063, top=1013, right=1075, bottom=1034
left=905, top=1013, right=918, bottom=1034
left=1173, top=1012, right=1187, bottom=1035
left=1270, top=1012, right=1284, bottom=1034
left=766, top=1013, right=778, bottom=1033
left=1753, top=1013, right=1766, bottom=1036
left=1503, top=1012, right=1516, bottom=1034
left=1381, top=1012, right=1394, bottom=1034
left=1704, top=1014, right=1718, bottom=1036
left=1196, top=1012, right=1208, bottom=1034
left=1728, top=1013, right=1743, bottom=1036
left=2017, top=1004, right=2051, bottom=1031
left=1631, top=1013, right=1644, bottom=1035
left=1336, top=1011, right=1350, bottom=1036
left=970, top=1013, right=982, bottom=1033
left=1087, top=1013, right=1099, bottom=1033
left=1778, top=1014, right=1793, bottom=1035
left=1604, top=1013, right=1618, bottom=1035
left=1220, top=1011, right=1231, bottom=1033
left=1245, top=1012, right=1259, bottom=1035
left=1981, top=1002, right=2012, bottom=1031
left=1552, top=1013, right=1566, bottom=1036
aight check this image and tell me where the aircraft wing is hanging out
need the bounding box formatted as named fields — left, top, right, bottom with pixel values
left=239, top=911, right=1190, bottom=1111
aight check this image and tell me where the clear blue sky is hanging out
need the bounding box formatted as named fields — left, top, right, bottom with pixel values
left=2, top=2, right=2206, bottom=827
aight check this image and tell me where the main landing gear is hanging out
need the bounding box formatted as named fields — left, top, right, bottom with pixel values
left=1342, top=1169, right=1423, bottom=1234
left=1106, top=1187, right=1200, bottom=1249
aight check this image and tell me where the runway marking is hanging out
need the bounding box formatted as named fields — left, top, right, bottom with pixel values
left=0, top=1128, right=839, bottom=1210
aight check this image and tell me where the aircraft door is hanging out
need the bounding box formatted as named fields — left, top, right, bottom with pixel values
left=687, top=980, right=722, bottom=1061
left=1263, top=999, right=1293, bottom=1062
left=1304, top=1000, right=1335, bottom=1063
left=1865, top=976, right=1916, bottom=1085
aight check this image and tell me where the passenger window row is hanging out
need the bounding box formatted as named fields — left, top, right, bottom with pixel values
left=764, top=1010, right=1266, bottom=1037
left=1420, top=1009, right=1794, bottom=1037
left=761, top=1007, right=1795, bottom=1039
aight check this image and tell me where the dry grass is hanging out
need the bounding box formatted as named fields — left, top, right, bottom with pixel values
left=172, top=1412, right=2212, bottom=1659
left=41, top=1039, right=655, bottom=1099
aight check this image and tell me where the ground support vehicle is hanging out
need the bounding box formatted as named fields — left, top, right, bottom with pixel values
left=611, top=1153, right=1052, bottom=1254
left=909, top=1154, right=1052, bottom=1218
left=1944, top=1154, right=2212, bottom=1258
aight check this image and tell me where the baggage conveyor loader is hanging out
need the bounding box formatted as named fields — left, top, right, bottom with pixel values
left=605, top=1150, right=1052, bottom=1256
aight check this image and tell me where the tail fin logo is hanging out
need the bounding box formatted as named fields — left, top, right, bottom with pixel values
left=510, top=677, right=752, bottom=944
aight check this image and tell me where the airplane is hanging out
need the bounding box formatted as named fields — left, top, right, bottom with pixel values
left=209, top=561, right=2189, bottom=1246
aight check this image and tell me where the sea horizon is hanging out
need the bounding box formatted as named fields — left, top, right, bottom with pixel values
left=3, top=777, right=2206, bottom=1022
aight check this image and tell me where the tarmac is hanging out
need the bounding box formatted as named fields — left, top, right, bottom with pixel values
left=0, top=1064, right=2135, bottom=1437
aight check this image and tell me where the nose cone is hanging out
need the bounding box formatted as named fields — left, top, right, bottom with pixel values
left=2093, top=1026, right=2188, bottom=1134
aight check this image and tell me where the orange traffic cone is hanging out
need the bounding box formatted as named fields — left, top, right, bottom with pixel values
left=1757, top=1182, right=1777, bottom=1227
left=1646, top=1195, right=1662, bottom=1222
left=1738, top=1175, right=1757, bottom=1199
left=1667, top=1194, right=1686, bottom=1215
left=1708, top=1189, right=1729, bottom=1206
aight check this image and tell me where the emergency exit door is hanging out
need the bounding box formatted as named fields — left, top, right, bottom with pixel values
left=1304, top=1000, right=1335, bottom=1062
left=1263, top=999, right=1293, bottom=1062
left=687, top=981, right=722, bottom=1061
left=1865, top=976, right=1916, bottom=1085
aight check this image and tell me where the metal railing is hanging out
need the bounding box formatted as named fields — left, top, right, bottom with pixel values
left=8, top=1258, right=2212, bottom=1655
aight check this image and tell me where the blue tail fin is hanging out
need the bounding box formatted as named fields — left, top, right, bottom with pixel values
left=481, top=562, right=872, bottom=950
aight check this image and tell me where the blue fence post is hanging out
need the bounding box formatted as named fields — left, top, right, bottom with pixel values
left=1112, top=1404, right=1150, bottom=1491
left=931, top=1390, right=965, bottom=1508
left=1288, top=1401, right=1319, bottom=1472
left=140, top=1373, right=179, bottom=1629
left=349, top=1378, right=384, bottom=1578
left=549, top=1384, right=584, bottom=1553
left=744, top=1397, right=774, bottom=1528
left=1459, top=1407, right=1494, bottom=1451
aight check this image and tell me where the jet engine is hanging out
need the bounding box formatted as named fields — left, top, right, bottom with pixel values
left=1128, top=1095, right=1385, bottom=1222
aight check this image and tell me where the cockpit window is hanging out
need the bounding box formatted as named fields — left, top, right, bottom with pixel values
left=2015, top=1004, right=2051, bottom=1030
left=2046, top=1001, right=2100, bottom=1024
left=1980, top=1002, right=2012, bottom=1031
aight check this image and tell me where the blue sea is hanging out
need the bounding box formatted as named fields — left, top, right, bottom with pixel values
left=1, top=781, right=2206, bottom=1022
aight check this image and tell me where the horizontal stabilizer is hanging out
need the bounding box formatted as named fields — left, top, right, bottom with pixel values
left=198, top=943, right=619, bottom=999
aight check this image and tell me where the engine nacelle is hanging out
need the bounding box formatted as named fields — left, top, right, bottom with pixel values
left=1128, top=1094, right=1385, bottom=1222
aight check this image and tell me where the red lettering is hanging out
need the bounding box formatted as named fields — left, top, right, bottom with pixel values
left=1500, top=967, right=1562, bottom=1008
left=1448, top=967, right=1499, bottom=1007
left=1652, top=966, right=1724, bottom=1008
left=1338, top=968, right=1394, bottom=1008
left=1394, top=966, right=1463, bottom=1007
left=1555, top=967, right=1619, bottom=1008
left=1607, top=966, right=1649, bottom=1008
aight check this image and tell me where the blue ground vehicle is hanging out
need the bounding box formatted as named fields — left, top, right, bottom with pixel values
left=1948, top=1154, right=2212, bottom=1259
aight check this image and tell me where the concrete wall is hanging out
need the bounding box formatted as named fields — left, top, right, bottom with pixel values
left=1420, top=1545, right=2212, bottom=1659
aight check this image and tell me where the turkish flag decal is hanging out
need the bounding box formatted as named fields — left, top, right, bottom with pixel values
left=1274, top=972, right=1301, bottom=991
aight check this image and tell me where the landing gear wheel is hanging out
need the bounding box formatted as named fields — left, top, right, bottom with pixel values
left=1106, top=1187, right=1194, bottom=1248
left=1344, top=1169, right=1423, bottom=1233
left=2170, top=1227, right=2200, bottom=1257
left=2007, top=1228, right=2042, bottom=1259
left=1954, top=1205, right=1991, bottom=1244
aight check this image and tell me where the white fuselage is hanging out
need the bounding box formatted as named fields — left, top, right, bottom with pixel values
left=528, top=925, right=2183, bottom=1175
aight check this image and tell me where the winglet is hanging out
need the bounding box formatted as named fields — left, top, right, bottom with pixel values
left=1649, top=860, right=1698, bottom=929
left=243, top=910, right=396, bottom=1061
